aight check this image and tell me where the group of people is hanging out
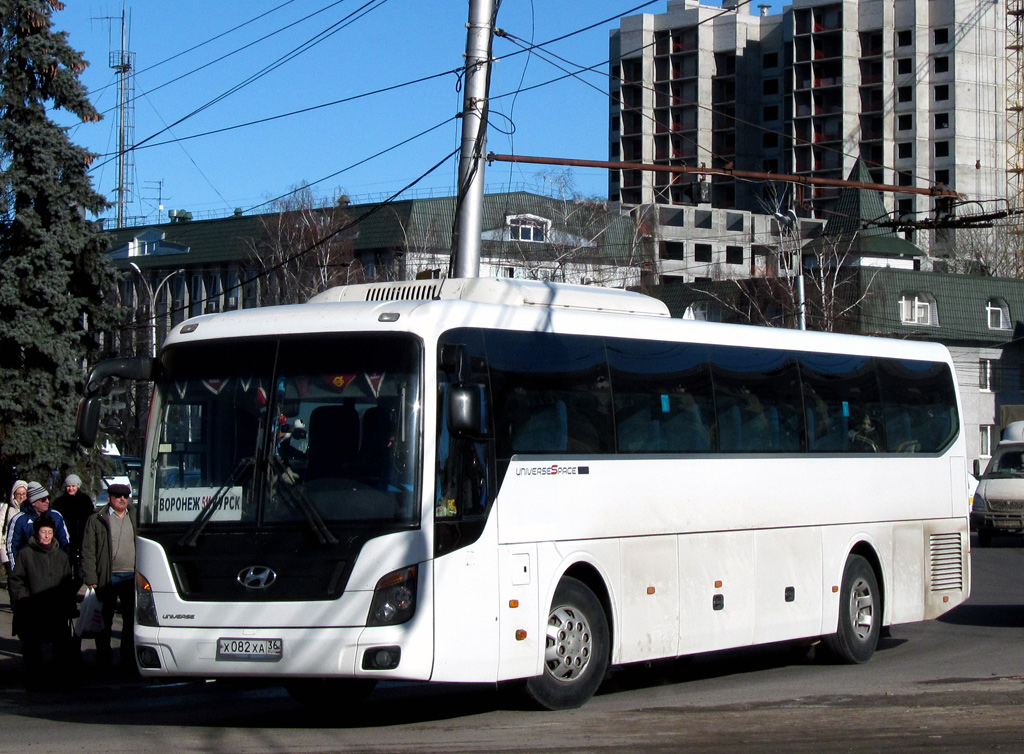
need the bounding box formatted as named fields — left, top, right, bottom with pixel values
left=0, top=475, right=138, bottom=687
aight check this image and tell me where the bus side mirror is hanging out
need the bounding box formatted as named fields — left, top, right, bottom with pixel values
left=448, top=384, right=490, bottom=439
left=77, top=356, right=157, bottom=448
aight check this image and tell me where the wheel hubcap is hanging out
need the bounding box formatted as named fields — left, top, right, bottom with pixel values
left=850, top=576, right=874, bottom=642
left=543, top=606, right=592, bottom=682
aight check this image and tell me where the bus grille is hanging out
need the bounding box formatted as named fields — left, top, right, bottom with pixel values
left=989, top=499, right=1024, bottom=512
left=929, top=532, right=963, bottom=592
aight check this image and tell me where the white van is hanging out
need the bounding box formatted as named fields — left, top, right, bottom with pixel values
left=971, top=421, right=1024, bottom=546
left=96, top=441, right=132, bottom=508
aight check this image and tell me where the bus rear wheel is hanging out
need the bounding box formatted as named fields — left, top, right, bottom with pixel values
left=524, top=577, right=610, bottom=711
left=825, top=554, right=881, bottom=664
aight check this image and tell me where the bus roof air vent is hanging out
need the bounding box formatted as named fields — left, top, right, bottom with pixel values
left=307, top=278, right=670, bottom=318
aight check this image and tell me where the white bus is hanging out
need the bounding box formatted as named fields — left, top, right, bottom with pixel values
left=78, top=278, right=970, bottom=710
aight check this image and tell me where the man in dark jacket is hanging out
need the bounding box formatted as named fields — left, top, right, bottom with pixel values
left=9, top=514, right=78, bottom=686
left=81, top=483, right=137, bottom=671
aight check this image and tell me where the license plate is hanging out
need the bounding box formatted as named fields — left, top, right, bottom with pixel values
left=216, top=637, right=283, bottom=662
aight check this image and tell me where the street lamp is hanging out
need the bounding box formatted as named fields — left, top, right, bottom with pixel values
left=129, top=262, right=185, bottom=357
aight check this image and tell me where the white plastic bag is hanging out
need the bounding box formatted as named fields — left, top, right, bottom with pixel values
left=74, top=587, right=106, bottom=637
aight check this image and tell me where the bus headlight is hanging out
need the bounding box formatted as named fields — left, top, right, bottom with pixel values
left=972, top=493, right=986, bottom=513
left=136, top=571, right=159, bottom=627
left=367, top=565, right=417, bottom=627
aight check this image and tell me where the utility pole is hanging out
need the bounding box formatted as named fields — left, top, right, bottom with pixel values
left=452, top=0, right=496, bottom=279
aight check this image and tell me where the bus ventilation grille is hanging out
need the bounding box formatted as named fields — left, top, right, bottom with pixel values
left=362, top=283, right=441, bottom=302
left=929, top=532, right=963, bottom=592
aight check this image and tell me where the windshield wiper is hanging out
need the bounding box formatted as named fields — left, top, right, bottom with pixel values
left=269, top=455, right=338, bottom=546
left=178, top=457, right=255, bottom=547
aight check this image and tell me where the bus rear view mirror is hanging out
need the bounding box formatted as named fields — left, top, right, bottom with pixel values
left=448, top=384, right=490, bottom=439
left=77, top=356, right=157, bottom=448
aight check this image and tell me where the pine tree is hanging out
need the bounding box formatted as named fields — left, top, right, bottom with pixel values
left=0, top=0, right=120, bottom=484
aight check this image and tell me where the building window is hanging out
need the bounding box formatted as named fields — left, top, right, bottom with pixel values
left=897, top=170, right=913, bottom=186
left=663, top=241, right=686, bottom=261
left=935, top=169, right=950, bottom=185
left=899, top=292, right=935, bottom=325
left=980, top=359, right=999, bottom=391
left=934, top=28, right=949, bottom=45
left=987, top=298, right=1010, bottom=330
left=763, top=52, right=778, bottom=68
left=897, top=86, right=913, bottom=103
left=726, top=245, right=744, bottom=265
left=763, top=78, right=779, bottom=95
left=980, top=425, right=994, bottom=457
left=935, top=112, right=950, bottom=129
left=897, top=30, right=912, bottom=47
left=763, top=132, right=779, bottom=148
left=897, top=142, right=913, bottom=159
left=935, top=141, right=950, bottom=157
left=683, top=301, right=722, bottom=322
left=935, top=84, right=949, bottom=101
left=506, top=214, right=549, bottom=243
left=694, top=243, right=713, bottom=263
left=898, top=114, right=913, bottom=130
left=763, top=105, right=779, bottom=121
left=897, top=58, right=912, bottom=74
left=935, top=56, right=949, bottom=73
left=897, top=198, right=914, bottom=219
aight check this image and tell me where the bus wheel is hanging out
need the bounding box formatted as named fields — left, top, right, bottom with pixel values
left=825, top=554, right=881, bottom=664
left=524, top=577, right=610, bottom=710
left=285, top=678, right=377, bottom=711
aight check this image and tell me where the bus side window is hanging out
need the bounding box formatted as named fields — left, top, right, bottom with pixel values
left=509, top=398, right=568, bottom=453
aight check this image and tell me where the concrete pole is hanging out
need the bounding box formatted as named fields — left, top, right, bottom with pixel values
left=452, top=0, right=496, bottom=279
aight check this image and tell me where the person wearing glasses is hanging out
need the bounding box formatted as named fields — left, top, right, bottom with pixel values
left=0, top=480, right=28, bottom=584
left=81, top=483, right=138, bottom=672
left=4, top=482, right=70, bottom=570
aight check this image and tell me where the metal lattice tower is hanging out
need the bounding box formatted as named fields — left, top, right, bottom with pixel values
left=1009, top=0, right=1024, bottom=210
left=110, top=9, right=135, bottom=229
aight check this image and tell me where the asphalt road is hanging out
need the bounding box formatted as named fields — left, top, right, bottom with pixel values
left=0, top=536, right=1021, bottom=754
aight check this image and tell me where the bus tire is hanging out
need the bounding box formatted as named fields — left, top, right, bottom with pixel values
left=285, top=678, right=377, bottom=711
left=825, top=554, right=881, bottom=664
left=524, top=576, right=610, bottom=711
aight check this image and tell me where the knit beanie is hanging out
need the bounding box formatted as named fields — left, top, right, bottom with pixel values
left=26, top=482, right=49, bottom=504
left=65, top=474, right=82, bottom=487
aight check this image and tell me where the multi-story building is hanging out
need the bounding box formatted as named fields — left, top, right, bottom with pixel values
left=609, top=0, right=1006, bottom=274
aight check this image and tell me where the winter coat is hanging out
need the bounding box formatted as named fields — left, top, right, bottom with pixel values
left=9, top=536, right=77, bottom=640
left=0, top=480, right=27, bottom=569
left=52, top=489, right=94, bottom=566
left=81, top=503, right=138, bottom=591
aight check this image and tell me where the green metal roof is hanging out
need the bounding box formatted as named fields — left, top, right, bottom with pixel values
left=103, top=191, right=638, bottom=269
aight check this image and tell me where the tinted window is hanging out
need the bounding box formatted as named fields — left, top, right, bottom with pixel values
left=876, top=359, right=957, bottom=452
left=708, top=346, right=803, bottom=452
left=800, top=352, right=882, bottom=452
left=607, top=339, right=714, bottom=453
left=487, top=331, right=612, bottom=457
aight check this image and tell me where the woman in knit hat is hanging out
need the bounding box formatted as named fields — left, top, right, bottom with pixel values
left=52, top=473, right=93, bottom=581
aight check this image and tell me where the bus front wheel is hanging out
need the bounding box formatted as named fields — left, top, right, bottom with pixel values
left=825, top=554, right=881, bottom=664
left=524, top=576, right=610, bottom=710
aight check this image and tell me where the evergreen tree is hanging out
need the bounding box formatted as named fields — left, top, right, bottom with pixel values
left=0, top=0, right=120, bottom=483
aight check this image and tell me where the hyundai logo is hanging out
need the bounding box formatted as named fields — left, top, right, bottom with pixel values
left=237, top=565, right=277, bottom=590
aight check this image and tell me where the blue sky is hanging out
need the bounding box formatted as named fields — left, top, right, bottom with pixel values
left=53, top=1, right=781, bottom=225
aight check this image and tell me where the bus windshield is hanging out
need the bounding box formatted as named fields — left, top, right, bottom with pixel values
left=143, top=333, right=422, bottom=533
